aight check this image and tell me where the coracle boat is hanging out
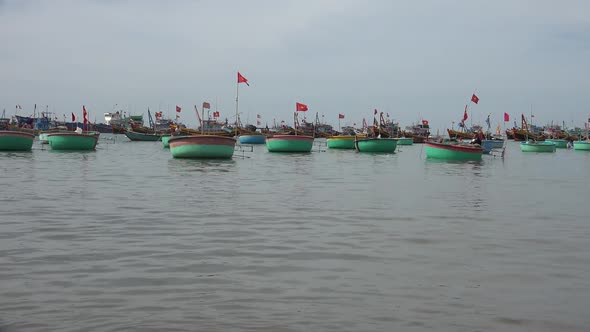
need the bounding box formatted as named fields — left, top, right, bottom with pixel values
left=355, top=137, right=397, bottom=153
left=573, top=140, right=590, bottom=151
left=169, top=135, right=236, bottom=159
left=425, top=141, right=483, bottom=161
left=124, top=131, right=161, bottom=141
left=266, top=134, right=314, bottom=152
left=0, top=130, right=35, bottom=151
left=47, top=132, right=99, bottom=151
left=327, top=135, right=358, bottom=149
left=393, top=137, right=413, bottom=145
left=520, top=141, right=556, bottom=153
left=238, top=134, right=266, bottom=144
left=544, top=139, right=568, bottom=149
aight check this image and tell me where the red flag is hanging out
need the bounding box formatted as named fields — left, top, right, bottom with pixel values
left=338, top=114, right=344, bottom=119
left=463, top=105, right=468, bottom=121
left=82, top=105, right=88, bottom=125
left=504, top=112, right=510, bottom=122
left=257, top=114, right=261, bottom=119
left=471, top=94, right=479, bottom=104
left=237, top=72, right=249, bottom=86
left=71, top=112, right=76, bottom=122
left=176, top=105, right=182, bottom=112
left=296, top=102, right=308, bottom=112
left=422, top=120, right=429, bottom=125
left=202, top=102, right=210, bottom=109
left=374, top=109, right=378, bottom=115
left=257, top=121, right=261, bottom=126
left=213, top=111, right=220, bottom=118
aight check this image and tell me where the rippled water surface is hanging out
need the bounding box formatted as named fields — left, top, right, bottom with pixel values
left=1, top=135, right=589, bottom=331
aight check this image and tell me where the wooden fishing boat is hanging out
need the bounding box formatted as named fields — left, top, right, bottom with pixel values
left=520, top=141, right=556, bottom=152
left=425, top=141, right=483, bottom=160
left=326, top=135, right=358, bottom=149
left=544, top=139, right=568, bottom=149
left=355, top=137, right=397, bottom=153
left=238, top=134, right=266, bottom=144
left=169, top=135, right=236, bottom=159
left=266, top=134, right=314, bottom=152
left=393, top=137, right=414, bottom=145
left=447, top=129, right=475, bottom=140
left=0, top=130, right=35, bottom=151
left=573, top=140, right=590, bottom=151
left=47, top=132, right=99, bottom=150
left=124, top=131, right=161, bottom=141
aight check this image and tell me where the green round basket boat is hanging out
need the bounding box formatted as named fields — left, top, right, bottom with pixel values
left=0, top=130, right=35, bottom=151
left=266, top=135, right=314, bottom=152
left=169, top=135, right=236, bottom=159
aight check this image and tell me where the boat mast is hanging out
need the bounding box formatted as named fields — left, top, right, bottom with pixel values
left=235, top=77, right=239, bottom=138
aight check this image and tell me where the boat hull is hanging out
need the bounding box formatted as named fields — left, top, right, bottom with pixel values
left=47, top=133, right=99, bottom=150
left=394, top=137, right=414, bottom=145
left=481, top=139, right=504, bottom=154
left=425, top=141, right=483, bottom=160
left=266, top=135, right=314, bottom=152
left=355, top=138, right=397, bottom=153
left=520, top=141, right=556, bottom=152
left=161, top=134, right=171, bottom=148
left=545, top=139, right=568, bottom=149
left=327, top=135, right=357, bottom=149
left=125, top=131, right=161, bottom=141
left=573, top=141, right=590, bottom=151
left=238, top=134, right=266, bottom=144
left=169, top=135, right=236, bottom=159
left=0, top=131, right=35, bottom=151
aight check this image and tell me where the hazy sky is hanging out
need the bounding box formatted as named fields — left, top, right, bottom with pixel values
left=1, top=0, right=589, bottom=131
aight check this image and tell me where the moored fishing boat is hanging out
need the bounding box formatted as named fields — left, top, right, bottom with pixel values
left=544, top=139, right=568, bottom=149
left=238, top=134, right=266, bottom=144
left=425, top=141, right=483, bottom=160
left=124, top=131, right=161, bottom=141
left=481, top=139, right=505, bottom=154
left=0, top=130, right=35, bottom=151
left=266, top=134, right=314, bottom=152
left=355, top=137, right=397, bottom=153
left=47, top=132, right=99, bottom=150
left=326, top=135, right=357, bottom=149
left=520, top=141, right=556, bottom=152
left=169, top=135, right=236, bottom=158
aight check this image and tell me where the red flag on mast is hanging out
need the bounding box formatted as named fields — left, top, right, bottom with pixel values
left=296, top=102, right=308, bottom=112
left=504, top=112, right=510, bottom=122
left=338, top=114, right=345, bottom=119
left=471, top=94, right=479, bottom=104
left=176, top=105, right=182, bottom=112
left=237, top=72, right=249, bottom=86
left=202, top=102, right=211, bottom=109
left=463, top=105, right=468, bottom=121
left=71, top=113, right=76, bottom=122
left=82, top=105, right=88, bottom=125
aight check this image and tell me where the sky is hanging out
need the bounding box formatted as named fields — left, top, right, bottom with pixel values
left=1, top=0, right=589, bottom=132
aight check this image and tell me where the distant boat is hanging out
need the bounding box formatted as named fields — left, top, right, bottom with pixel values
left=425, top=141, right=483, bottom=160
left=520, top=141, right=556, bottom=153
left=124, top=131, right=161, bottom=141
left=47, top=132, right=99, bottom=151
left=169, top=135, right=236, bottom=159
left=0, top=130, right=35, bottom=151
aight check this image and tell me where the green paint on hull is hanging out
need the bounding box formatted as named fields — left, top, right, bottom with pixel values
left=327, top=137, right=355, bottom=149
left=171, top=144, right=235, bottom=159
left=520, top=141, right=556, bottom=152
left=545, top=139, right=567, bottom=148
left=0, top=133, right=34, bottom=151
left=355, top=138, right=397, bottom=153
left=266, top=138, right=313, bottom=152
left=48, top=134, right=98, bottom=150
left=573, top=141, right=590, bottom=151
left=394, top=137, right=414, bottom=145
left=425, top=145, right=482, bottom=160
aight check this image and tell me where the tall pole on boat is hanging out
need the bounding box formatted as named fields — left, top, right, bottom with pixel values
left=235, top=76, right=239, bottom=138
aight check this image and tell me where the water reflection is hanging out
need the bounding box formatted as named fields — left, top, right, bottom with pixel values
left=167, top=158, right=236, bottom=173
